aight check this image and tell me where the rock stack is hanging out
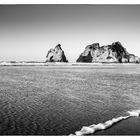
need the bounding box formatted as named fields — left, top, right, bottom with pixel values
left=46, top=44, right=68, bottom=62
left=77, top=42, right=140, bottom=63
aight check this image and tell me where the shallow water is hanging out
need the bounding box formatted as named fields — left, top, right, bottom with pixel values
left=0, top=65, right=140, bottom=135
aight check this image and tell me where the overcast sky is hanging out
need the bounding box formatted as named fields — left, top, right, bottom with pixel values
left=0, top=5, right=140, bottom=62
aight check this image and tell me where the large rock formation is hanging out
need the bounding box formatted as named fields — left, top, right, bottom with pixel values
left=77, top=42, right=140, bottom=63
left=46, top=44, right=68, bottom=62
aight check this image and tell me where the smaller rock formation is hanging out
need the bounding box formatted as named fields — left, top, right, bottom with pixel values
left=46, top=44, right=68, bottom=62
left=77, top=42, right=140, bottom=63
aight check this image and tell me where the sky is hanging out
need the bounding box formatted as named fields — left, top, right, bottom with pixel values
left=0, top=5, right=140, bottom=62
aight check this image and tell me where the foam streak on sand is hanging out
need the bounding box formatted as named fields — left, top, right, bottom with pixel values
left=70, top=109, right=140, bottom=136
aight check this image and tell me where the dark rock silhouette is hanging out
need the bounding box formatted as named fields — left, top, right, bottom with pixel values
left=77, top=41, right=140, bottom=63
left=46, top=44, right=68, bottom=62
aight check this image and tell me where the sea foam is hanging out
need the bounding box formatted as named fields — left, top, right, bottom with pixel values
left=128, top=110, right=140, bottom=117
left=70, top=109, right=140, bottom=136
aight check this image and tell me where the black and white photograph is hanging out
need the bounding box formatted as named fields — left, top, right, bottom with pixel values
left=0, top=0, right=140, bottom=137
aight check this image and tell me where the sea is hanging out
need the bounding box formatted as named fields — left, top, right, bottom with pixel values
left=0, top=64, right=140, bottom=135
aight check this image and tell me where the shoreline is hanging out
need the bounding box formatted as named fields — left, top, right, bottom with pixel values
left=70, top=110, right=140, bottom=136
left=0, top=62, right=140, bottom=66
left=94, top=117, right=140, bottom=135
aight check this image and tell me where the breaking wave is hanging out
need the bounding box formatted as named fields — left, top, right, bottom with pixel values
left=69, top=109, right=140, bottom=136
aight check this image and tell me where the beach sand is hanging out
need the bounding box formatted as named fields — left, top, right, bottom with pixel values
left=0, top=65, right=140, bottom=135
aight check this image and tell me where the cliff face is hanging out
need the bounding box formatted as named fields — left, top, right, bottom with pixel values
left=46, top=44, right=68, bottom=62
left=77, top=42, right=140, bottom=63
